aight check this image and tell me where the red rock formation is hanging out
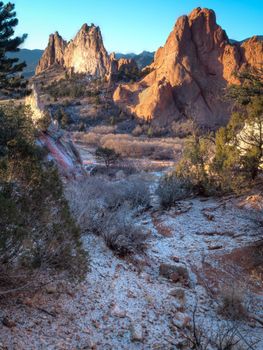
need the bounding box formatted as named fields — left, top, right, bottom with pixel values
left=114, top=8, right=263, bottom=128
left=36, top=25, right=139, bottom=80
left=36, top=32, right=66, bottom=75
left=63, top=24, right=109, bottom=76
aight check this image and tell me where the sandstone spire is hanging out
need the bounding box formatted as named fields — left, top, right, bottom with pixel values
left=114, top=8, right=263, bottom=128
left=63, top=23, right=110, bottom=76
left=36, top=32, right=66, bottom=74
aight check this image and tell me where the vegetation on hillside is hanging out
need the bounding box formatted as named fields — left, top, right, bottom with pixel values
left=0, top=2, right=87, bottom=288
left=0, top=103, right=87, bottom=281
left=157, top=69, right=263, bottom=204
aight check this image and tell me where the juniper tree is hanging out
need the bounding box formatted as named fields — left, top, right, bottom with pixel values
left=223, top=69, right=263, bottom=180
left=0, top=1, right=27, bottom=95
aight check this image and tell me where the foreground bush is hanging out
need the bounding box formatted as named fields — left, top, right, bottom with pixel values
left=156, top=174, right=192, bottom=208
left=65, top=177, right=150, bottom=255
left=175, top=69, right=263, bottom=196
left=0, top=104, right=87, bottom=280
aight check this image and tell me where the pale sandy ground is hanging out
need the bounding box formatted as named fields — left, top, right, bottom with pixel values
left=0, top=163, right=262, bottom=349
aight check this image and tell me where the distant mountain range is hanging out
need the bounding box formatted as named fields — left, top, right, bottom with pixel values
left=229, top=35, right=263, bottom=44
left=7, top=49, right=154, bottom=77
left=7, top=49, right=44, bottom=78
left=8, top=35, right=262, bottom=78
left=115, top=51, right=155, bottom=69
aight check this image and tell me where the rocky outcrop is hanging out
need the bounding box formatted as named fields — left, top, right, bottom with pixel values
left=36, top=32, right=66, bottom=75
left=36, top=24, right=139, bottom=80
left=113, top=8, right=263, bottom=128
left=26, top=85, right=85, bottom=178
left=63, top=23, right=109, bottom=76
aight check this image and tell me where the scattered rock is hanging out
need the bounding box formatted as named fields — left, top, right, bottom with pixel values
left=203, top=212, right=215, bottom=221
left=2, top=317, right=16, bottom=328
left=208, top=244, right=223, bottom=250
left=171, top=256, right=180, bottom=263
left=159, top=263, right=189, bottom=284
left=111, top=305, right=126, bottom=318
left=130, top=323, right=143, bottom=342
left=127, top=290, right=137, bottom=298
left=174, top=337, right=189, bottom=349
left=46, top=284, right=57, bottom=294
left=172, top=312, right=191, bottom=329
left=0, top=342, right=7, bottom=350
left=169, top=288, right=185, bottom=300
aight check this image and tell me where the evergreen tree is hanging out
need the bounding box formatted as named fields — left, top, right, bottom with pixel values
left=0, top=1, right=27, bottom=95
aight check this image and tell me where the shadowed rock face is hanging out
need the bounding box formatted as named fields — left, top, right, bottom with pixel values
left=113, top=8, right=263, bottom=128
left=36, top=24, right=138, bottom=79
left=36, top=32, right=67, bottom=75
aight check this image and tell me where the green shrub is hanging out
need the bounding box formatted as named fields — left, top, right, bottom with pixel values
left=95, top=146, right=120, bottom=168
left=0, top=104, right=87, bottom=279
left=156, top=174, right=192, bottom=208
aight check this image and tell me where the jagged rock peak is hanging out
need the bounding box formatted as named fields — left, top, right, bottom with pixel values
left=114, top=7, right=262, bottom=128
left=36, top=31, right=67, bottom=74
left=36, top=22, right=111, bottom=77
left=63, top=22, right=109, bottom=76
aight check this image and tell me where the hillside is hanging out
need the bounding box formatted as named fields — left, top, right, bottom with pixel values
left=115, top=51, right=154, bottom=69
left=7, top=48, right=43, bottom=77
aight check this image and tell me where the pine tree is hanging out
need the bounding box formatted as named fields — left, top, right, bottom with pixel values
left=0, top=1, right=27, bottom=95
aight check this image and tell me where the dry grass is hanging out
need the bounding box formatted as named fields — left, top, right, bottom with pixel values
left=65, top=176, right=150, bottom=256
left=73, top=130, right=183, bottom=160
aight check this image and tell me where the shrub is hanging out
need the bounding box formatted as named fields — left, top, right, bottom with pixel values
left=101, top=207, right=148, bottom=256
left=0, top=104, right=87, bottom=281
left=218, top=288, right=248, bottom=320
left=132, top=125, right=143, bottom=136
left=156, top=173, right=192, bottom=208
left=95, top=146, right=120, bottom=168
left=65, top=177, right=150, bottom=255
left=36, top=111, right=51, bottom=131
left=53, top=107, right=72, bottom=129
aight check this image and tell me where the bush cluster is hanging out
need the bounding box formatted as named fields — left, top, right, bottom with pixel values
left=65, top=176, right=150, bottom=256
left=43, top=77, right=100, bottom=99
left=0, top=103, right=87, bottom=280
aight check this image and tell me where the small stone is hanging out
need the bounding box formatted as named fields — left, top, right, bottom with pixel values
left=46, top=284, right=57, bottom=294
left=172, top=312, right=190, bottom=329
left=131, top=323, right=143, bottom=342
left=171, top=256, right=180, bottom=263
left=111, top=305, right=126, bottom=318
left=2, top=316, right=16, bottom=328
left=127, top=290, right=137, bottom=298
left=175, top=337, right=189, bottom=349
left=23, top=297, right=33, bottom=307
left=169, top=288, right=185, bottom=299
left=159, top=263, right=189, bottom=283
left=208, top=244, right=223, bottom=250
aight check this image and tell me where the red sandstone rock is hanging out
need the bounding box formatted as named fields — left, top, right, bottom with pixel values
left=113, top=8, right=263, bottom=128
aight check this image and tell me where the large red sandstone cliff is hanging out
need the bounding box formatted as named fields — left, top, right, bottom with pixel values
left=113, top=8, right=263, bottom=128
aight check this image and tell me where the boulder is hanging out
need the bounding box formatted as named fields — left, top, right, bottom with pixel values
left=130, top=323, right=143, bottom=342
left=159, top=263, right=189, bottom=283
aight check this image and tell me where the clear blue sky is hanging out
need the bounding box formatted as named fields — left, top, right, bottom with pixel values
left=13, top=0, right=263, bottom=53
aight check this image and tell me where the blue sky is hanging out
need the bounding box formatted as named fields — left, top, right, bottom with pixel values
left=13, top=0, right=263, bottom=53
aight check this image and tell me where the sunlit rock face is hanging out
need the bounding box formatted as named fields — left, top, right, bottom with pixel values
left=63, top=24, right=109, bottom=76
left=113, top=8, right=263, bottom=128
left=26, top=85, right=84, bottom=178
left=36, top=24, right=139, bottom=80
